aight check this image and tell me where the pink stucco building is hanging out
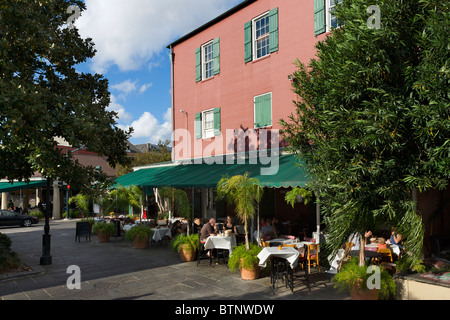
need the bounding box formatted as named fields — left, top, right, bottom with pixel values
left=168, top=0, right=331, bottom=162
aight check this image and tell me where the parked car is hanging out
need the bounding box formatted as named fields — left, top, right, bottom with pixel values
left=0, top=210, right=39, bottom=227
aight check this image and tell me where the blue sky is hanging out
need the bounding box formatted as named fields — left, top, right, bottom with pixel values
left=74, top=0, right=243, bottom=146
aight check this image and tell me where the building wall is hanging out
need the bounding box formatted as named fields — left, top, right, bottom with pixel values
left=171, top=0, right=326, bottom=160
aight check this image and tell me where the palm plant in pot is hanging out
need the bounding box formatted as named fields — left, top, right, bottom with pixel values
left=228, top=243, right=262, bottom=280
left=217, top=173, right=263, bottom=279
left=333, top=258, right=397, bottom=300
left=92, top=222, right=116, bottom=242
left=169, top=234, right=199, bottom=262
left=125, top=224, right=153, bottom=249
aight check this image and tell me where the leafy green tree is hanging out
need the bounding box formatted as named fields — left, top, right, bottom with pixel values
left=116, top=140, right=172, bottom=177
left=0, top=0, right=132, bottom=189
left=280, top=0, right=449, bottom=267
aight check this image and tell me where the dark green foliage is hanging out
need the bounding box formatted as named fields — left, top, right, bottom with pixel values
left=0, top=0, right=132, bottom=190
left=281, top=0, right=449, bottom=268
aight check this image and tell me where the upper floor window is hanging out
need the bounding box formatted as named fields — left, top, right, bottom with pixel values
left=202, top=41, right=214, bottom=80
left=254, top=13, right=270, bottom=60
left=195, top=38, right=220, bottom=82
left=244, top=8, right=278, bottom=63
left=314, top=0, right=344, bottom=35
left=328, top=0, right=343, bottom=30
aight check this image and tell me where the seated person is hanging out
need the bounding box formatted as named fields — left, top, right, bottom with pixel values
left=377, top=237, right=388, bottom=250
left=388, top=228, right=403, bottom=249
left=193, top=218, right=203, bottom=234
left=224, top=216, right=237, bottom=234
left=200, top=218, right=217, bottom=242
left=170, top=220, right=183, bottom=237
left=260, top=218, right=277, bottom=241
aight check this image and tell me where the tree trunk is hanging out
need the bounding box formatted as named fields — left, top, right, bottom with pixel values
left=244, top=218, right=249, bottom=251
left=359, top=234, right=365, bottom=267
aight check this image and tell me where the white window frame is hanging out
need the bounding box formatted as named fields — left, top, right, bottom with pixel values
left=252, top=11, right=270, bottom=61
left=253, top=92, right=272, bottom=129
left=202, top=108, right=215, bottom=139
left=201, top=41, right=214, bottom=80
left=326, top=0, right=343, bottom=32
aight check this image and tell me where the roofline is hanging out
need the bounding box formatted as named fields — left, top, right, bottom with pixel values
left=166, top=0, right=257, bottom=49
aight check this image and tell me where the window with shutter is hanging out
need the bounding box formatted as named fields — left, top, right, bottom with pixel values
left=254, top=93, right=272, bottom=128
left=244, top=7, right=278, bottom=63
left=195, top=112, right=202, bottom=139
left=314, top=0, right=326, bottom=36
left=196, top=38, right=220, bottom=82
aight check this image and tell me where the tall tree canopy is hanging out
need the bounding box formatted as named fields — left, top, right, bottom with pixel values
left=281, top=0, right=449, bottom=267
left=0, top=0, right=132, bottom=189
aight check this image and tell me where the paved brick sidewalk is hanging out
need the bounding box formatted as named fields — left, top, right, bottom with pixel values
left=0, top=220, right=349, bottom=301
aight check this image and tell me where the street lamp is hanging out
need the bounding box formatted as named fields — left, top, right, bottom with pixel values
left=40, top=178, right=52, bottom=265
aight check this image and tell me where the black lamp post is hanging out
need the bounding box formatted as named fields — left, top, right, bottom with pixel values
left=40, top=177, right=52, bottom=265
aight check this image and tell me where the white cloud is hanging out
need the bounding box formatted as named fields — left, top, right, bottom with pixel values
left=138, top=83, right=153, bottom=94
left=111, top=80, right=138, bottom=95
left=119, top=108, right=172, bottom=144
left=107, top=95, right=133, bottom=123
left=77, top=0, right=241, bottom=73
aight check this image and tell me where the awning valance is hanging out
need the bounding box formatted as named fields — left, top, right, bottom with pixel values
left=0, top=180, right=48, bottom=193
left=113, top=154, right=311, bottom=189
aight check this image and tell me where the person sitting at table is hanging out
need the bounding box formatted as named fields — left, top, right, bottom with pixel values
left=260, top=218, right=277, bottom=241
left=224, top=216, right=237, bottom=234
left=193, top=218, right=203, bottom=234
left=388, top=228, right=403, bottom=250
left=272, top=217, right=284, bottom=236
left=200, top=218, right=217, bottom=242
left=377, top=237, right=388, bottom=250
left=171, top=220, right=183, bottom=238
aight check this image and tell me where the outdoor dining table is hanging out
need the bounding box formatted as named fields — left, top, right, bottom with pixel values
left=257, top=246, right=302, bottom=293
left=204, top=234, right=237, bottom=253
left=151, top=227, right=171, bottom=242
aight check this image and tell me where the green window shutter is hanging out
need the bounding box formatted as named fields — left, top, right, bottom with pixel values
left=195, top=112, right=202, bottom=139
left=269, top=7, right=279, bottom=53
left=254, top=93, right=272, bottom=128
left=244, top=20, right=252, bottom=63
left=195, top=47, right=201, bottom=82
left=314, top=0, right=326, bottom=36
left=213, top=107, right=221, bottom=136
left=213, top=38, right=220, bottom=75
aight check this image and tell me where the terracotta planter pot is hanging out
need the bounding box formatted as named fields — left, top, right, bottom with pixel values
left=133, top=236, right=149, bottom=249
left=240, top=259, right=260, bottom=280
left=179, top=244, right=196, bottom=262
left=97, top=231, right=110, bottom=243
left=351, top=286, right=379, bottom=300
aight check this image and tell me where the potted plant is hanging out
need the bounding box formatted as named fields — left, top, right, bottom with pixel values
left=92, top=222, right=115, bottom=243
left=169, top=234, right=199, bottom=262
left=125, top=224, right=153, bottom=249
left=333, top=258, right=397, bottom=300
left=228, top=243, right=262, bottom=280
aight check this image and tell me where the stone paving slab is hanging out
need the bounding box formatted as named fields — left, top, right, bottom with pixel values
left=0, top=220, right=349, bottom=302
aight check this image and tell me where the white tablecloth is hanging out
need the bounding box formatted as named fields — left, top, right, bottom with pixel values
left=151, top=228, right=171, bottom=241
left=204, top=235, right=237, bottom=253
left=257, top=247, right=300, bottom=269
left=266, top=238, right=314, bottom=249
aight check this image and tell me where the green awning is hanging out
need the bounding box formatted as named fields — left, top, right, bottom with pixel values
left=113, top=154, right=311, bottom=189
left=0, top=180, right=48, bottom=193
